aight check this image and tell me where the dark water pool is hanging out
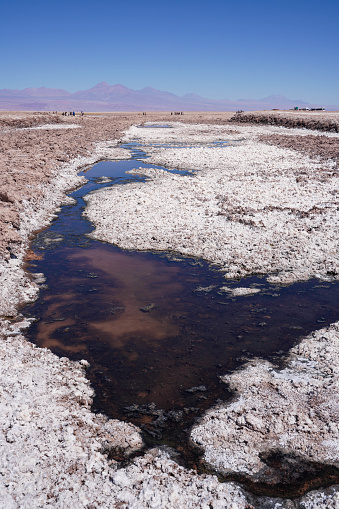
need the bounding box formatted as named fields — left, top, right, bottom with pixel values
left=138, top=124, right=173, bottom=128
left=22, top=140, right=339, bottom=497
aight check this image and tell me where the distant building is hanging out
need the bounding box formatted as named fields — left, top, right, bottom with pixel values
left=294, top=106, right=325, bottom=111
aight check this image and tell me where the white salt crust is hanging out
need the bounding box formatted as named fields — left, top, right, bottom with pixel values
left=1, top=121, right=339, bottom=506
left=84, top=123, right=339, bottom=285
left=191, top=322, right=339, bottom=478
left=219, top=286, right=261, bottom=296
left=0, top=319, right=250, bottom=508
left=21, top=124, right=81, bottom=130
left=299, top=487, right=339, bottom=508
left=81, top=122, right=339, bottom=504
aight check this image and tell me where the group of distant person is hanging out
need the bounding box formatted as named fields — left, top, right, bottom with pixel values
left=60, top=111, right=85, bottom=116
left=141, top=112, right=184, bottom=116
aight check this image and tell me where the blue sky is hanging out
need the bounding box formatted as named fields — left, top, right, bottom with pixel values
left=1, top=0, right=338, bottom=104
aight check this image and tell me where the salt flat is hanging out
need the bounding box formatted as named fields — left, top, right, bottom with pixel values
left=1, top=112, right=339, bottom=507
left=85, top=122, right=339, bottom=284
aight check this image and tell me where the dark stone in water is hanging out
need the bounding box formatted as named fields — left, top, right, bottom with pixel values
left=110, top=306, right=125, bottom=315
left=139, top=303, right=158, bottom=313
left=185, top=385, right=207, bottom=393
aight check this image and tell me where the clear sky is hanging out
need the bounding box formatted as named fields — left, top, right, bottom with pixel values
left=1, top=0, right=338, bottom=104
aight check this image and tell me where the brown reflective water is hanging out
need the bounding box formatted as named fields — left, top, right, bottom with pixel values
left=25, top=241, right=339, bottom=439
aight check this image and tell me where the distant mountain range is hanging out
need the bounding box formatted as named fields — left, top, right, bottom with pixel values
left=0, top=82, right=336, bottom=112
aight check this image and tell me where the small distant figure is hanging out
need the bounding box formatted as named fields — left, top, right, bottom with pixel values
left=81, top=111, right=84, bottom=116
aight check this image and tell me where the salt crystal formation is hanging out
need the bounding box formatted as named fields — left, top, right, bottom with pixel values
left=219, top=286, right=261, bottom=296
left=1, top=319, right=247, bottom=508
left=191, top=322, right=339, bottom=481
left=82, top=120, right=339, bottom=504
left=0, top=319, right=143, bottom=507
left=85, top=122, right=339, bottom=284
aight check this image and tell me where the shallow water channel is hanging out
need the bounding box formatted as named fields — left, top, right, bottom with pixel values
left=23, top=137, right=339, bottom=497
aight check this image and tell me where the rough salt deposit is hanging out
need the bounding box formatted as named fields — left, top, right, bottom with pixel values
left=82, top=118, right=339, bottom=504
left=220, top=286, right=261, bottom=297
left=191, top=321, right=339, bottom=481
left=21, top=123, right=81, bottom=130
left=1, top=318, right=251, bottom=508
left=84, top=122, right=339, bottom=284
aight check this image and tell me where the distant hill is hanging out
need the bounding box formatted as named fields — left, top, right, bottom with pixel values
left=0, top=82, right=334, bottom=112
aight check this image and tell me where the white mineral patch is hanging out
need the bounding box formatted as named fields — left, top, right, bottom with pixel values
left=96, top=176, right=113, bottom=183
left=84, top=123, right=339, bottom=284
left=299, top=487, right=339, bottom=508
left=21, top=124, right=81, bottom=130
left=0, top=318, right=143, bottom=507
left=109, top=448, right=248, bottom=509
left=191, top=322, right=339, bottom=478
left=82, top=122, right=339, bottom=500
left=220, top=286, right=261, bottom=296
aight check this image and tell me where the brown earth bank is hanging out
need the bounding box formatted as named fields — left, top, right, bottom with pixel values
left=260, top=134, right=339, bottom=167
left=231, top=110, right=339, bottom=132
